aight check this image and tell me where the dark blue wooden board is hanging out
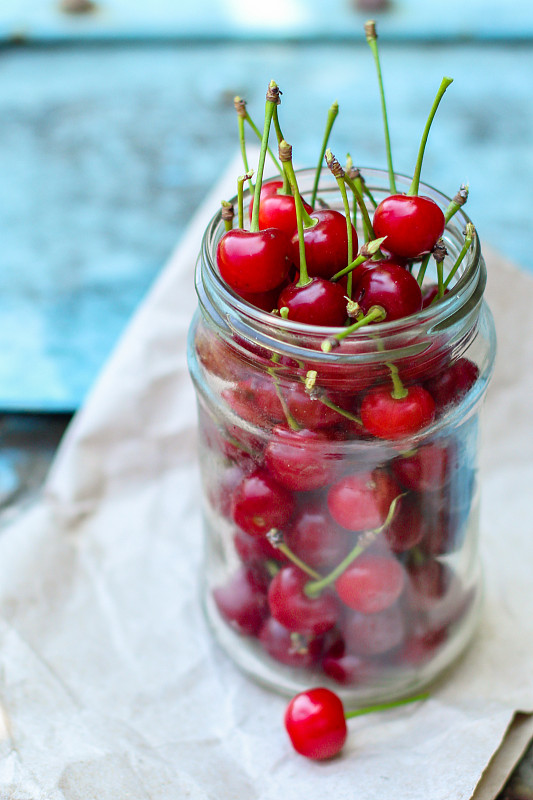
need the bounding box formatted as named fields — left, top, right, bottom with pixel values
left=0, top=40, right=532, bottom=412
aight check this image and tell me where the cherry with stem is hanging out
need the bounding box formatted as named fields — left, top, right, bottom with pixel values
left=285, top=687, right=429, bottom=760
left=310, top=100, right=339, bottom=208
left=325, top=149, right=355, bottom=296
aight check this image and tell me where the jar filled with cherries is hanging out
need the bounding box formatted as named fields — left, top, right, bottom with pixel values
left=187, top=31, right=496, bottom=705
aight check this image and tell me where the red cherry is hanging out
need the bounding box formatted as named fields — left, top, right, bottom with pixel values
left=250, top=180, right=314, bottom=237
left=284, top=688, right=347, bottom=760
left=238, top=285, right=285, bottom=312
left=259, top=617, right=324, bottom=668
left=290, top=209, right=358, bottom=280
left=231, top=469, right=295, bottom=537
left=213, top=566, right=269, bottom=636
left=322, top=647, right=376, bottom=686
left=343, top=604, right=406, bottom=656
left=268, top=565, right=339, bottom=635
left=424, top=358, right=479, bottom=411
left=277, top=277, right=347, bottom=327
left=222, top=376, right=286, bottom=428
left=264, top=426, right=341, bottom=492
left=217, top=227, right=292, bottom=294
left=286, top=383, right=341, bottom=430
left=360, top=384, right=435, bottom=440
left=334, top=554, right=405, bottom=614
left=421, top=282, right=450, bottom=308
left=354, top=261, right=423, bottom=321
left=287, top=505, right=351, bottom=571
left=373, top=194, right=445, bottom=258
left=391, top=441, right=454, bottom=492
left=382, top=494, right=425, bottom=553
left=327, top=470, right=400, bottom=532
left=233, top=527, right=287, bottom=565
left=350, top=257, right=406, bottom=294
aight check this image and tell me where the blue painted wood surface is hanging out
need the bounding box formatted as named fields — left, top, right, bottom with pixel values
left=0, top=35, right=532, bottom=411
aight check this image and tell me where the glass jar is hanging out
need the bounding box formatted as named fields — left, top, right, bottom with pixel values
left=187, top=168, right=496, bottom=706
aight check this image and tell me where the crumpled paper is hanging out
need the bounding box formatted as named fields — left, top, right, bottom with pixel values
left=0, top=154, right=532, bottom=799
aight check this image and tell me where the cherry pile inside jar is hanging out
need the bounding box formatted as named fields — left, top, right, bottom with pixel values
left=189, top=23, right=496, bottom=703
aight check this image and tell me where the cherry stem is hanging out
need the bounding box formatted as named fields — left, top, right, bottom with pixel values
left=416, top=252, right=431, bottom=286
left=250, top=81, right=281, bottom=234
left=280, top=140, right=313, bottom=287
left=408, top=77, right=453, bottom=197
left=266, top=530, right=322, bottom=580
left=330, top=237, right=387, bottom=282
left=310, top=101, right=339, bottom=208
left=234, top=98, right=255, bottom=193
left=304, top=493, right=405, bottom=597
left=304, top=369, right=364, bottom=425
left=444, top=183, right=469, bottom=223
left=343, top=173, right=376, bottom=240
left=345, top=692, right=429, bottom=719
left=221, top=200, right=234, bottom=233
left=325, top=149, right=354, bottom=296
left=272, top=106, right=292, bottom=194
left=440, top=223, right=475, bottom=293
left=321, top=305, right=386, bottom=352
left=236, top=96, right=282, bottom=176
left=365, top=20, right=397, bottom=195
left=268, top=353, right=300, bottom=431
left=237, top=171, right=254, bottom=230
left=387, top=361, right=408, bottom=400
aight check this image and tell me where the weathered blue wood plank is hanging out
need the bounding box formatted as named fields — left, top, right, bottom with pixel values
left=1, top=0, right=533, bottom=42
left=0, top=41, right=531, bottom=411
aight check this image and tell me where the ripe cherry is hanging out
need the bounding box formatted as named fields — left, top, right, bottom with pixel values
left=343, top=603, right=406, bottom=656
left=231, top=469, right=295, bottom=538
left=259, top=617, right=324, bottom=668
left=268, top=565, right=339, bottom=635
left=217, top=228, right=292, bottom=294
left=391, top=441, right=454, bottom=492
left=424, top=357, right=479, bottom=410
left=213, top=566, right=269, bottom=636
left=264, top=426, right=341, bottom=492
left=290, top=208, right=358, bottom=280
left=382, top=494, right=425, bottom=552
left=360, top=384, right=435, bottom=440
left=286, top=505, right=351, bottom=571
left=251, top=179, right=314, bottom=237
left=284, top=688, right=347, bottom=760
left=277, top=277, right=347, bottom=327
left=327, top=469, right=400, bottom=532
left=373, top=194, right=445, bottom=259
left=334, top=554, right=405, bottom=613
left=354, top=261, right=423, bottom=321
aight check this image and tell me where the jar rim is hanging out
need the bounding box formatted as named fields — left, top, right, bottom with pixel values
left=200, top=166, right=483, bottom=345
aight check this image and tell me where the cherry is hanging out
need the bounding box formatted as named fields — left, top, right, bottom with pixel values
left=217, top=228, right=292, bottom=295
left=422, top=282, right=449, bottom=308
left=284, top=688, right=347, bottom=760
left=222, top=376, right=285, bottom=428
left=286, top=505, right=351, bottom=571
left=268, top=565, right=339, bottom=635
left=231, top=469, right=295, bottom=538
left=286, top=382, right=342, bottom=430
left=322, top=640, right=376, bottom=686
left=239, top=284, right=288, bottom=313
left=382, top=494, right=425, bottom=552
left=373, top=195, right=445, bottom=259
left=391, top=441, right=453, bottom=492
left=290, top=208, right=358, bottom=281
left=250, top=179, right=314, bottom=237
left=277, top=277, right=347, bottom=327
left=354, top=261, right=423, bottom=321
left=327, top=469, right=400, bottom=532
left=395, top=626, right=447, bottom=666
left=360, top=384, right=435, bottom=440
left=424, top=357, right=479, bottom=410
left=406, top=559, right=453, bottom=615
left=264, top=426, right=341, bottom=492
left=335, top=554, right=405, bottom=614
left=259, top=617, right=324, bottom=668
left=233, top=527, right=287, bottom=566
left=343, top=603, right=406, bottom=656
left=213, top=566, right=269, bottom=636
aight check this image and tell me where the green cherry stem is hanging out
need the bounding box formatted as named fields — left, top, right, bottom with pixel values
left=266, top=529, right=322, bottom=580
left=345, top=692, right=429, bottom=719
left=272, top=105, right=292, bottom=195
left=268, top=353, right=300, bottom=432
left=321, top=305, right=386, bottom=352
left=310, top=101, right=339, bottom=208
left=330, top=237, right=387, bottom=282
left=234, top=97, right=255, bottom=192
left=416, top=252, right=431, bottom=286
left=343, top=173, right=376, bottom=240
left=408, top=76, right=453, bottom=196
left=236, top=95, right=283, bottom=176
left=387, top=360, right=408, bottom=399
left=250, top=82, right=281, bottom=234
left=444, top=183, right=469, bottom=223
left=325, top=149, right=354, bottom=296
left=365, top=20, right=397, bottom=195
left=304, top=493, right=405, bottom=597
left=441, top=223, right=475, bottom=292
left=221, top=200, right=234, bottom=232
left=433, top=238, right=448, bottom=298
left=237, top=171, right=254, bottom=230
left=280, top=140, right=315, bottom=288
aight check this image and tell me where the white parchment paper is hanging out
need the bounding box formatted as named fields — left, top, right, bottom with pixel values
left=0, top=156, right=532, bottom=799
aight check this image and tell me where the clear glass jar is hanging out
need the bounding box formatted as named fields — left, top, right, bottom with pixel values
left=187, top=168, right=496, bottom=706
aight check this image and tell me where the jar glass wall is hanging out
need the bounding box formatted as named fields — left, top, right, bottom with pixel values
left=187, top=169, right=496, bottom=706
